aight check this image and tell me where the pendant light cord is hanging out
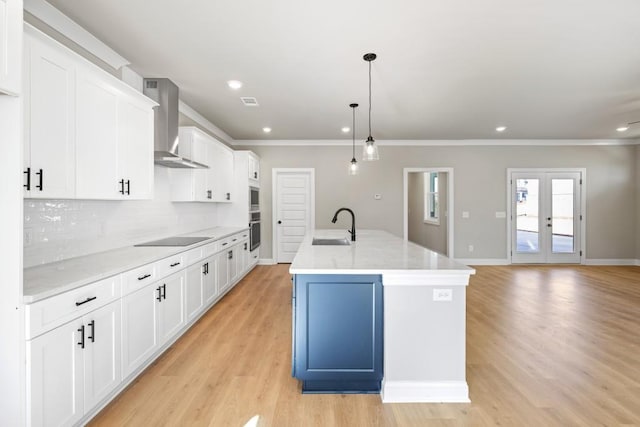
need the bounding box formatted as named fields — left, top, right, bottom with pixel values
left=368, top=60, right=372, bottom=138
left=352, top=106, right=356, bottom=158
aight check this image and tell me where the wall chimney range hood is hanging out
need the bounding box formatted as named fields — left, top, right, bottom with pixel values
left=143, top=78, right=208, bottom=169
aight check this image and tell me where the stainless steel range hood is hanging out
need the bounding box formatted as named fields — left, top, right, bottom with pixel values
left=143, top=78, right=208, bottom=169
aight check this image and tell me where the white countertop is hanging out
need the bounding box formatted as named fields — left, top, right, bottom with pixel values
left=24, top=226, right=248, bottom=303
left=289, top=229, right=475, bottom=277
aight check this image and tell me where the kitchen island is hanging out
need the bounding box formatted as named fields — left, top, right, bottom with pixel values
left=289, top=229, right=475, bottom=402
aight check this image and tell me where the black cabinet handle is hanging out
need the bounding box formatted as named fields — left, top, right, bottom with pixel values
left=75, top=296, right=97, bottom=306
left=138, top=274, right=151, bottom=281
left=77, top=325, right=85, bottom=349
left=207, top=190, right=212, bottom=199
left=156, top=286, right=162, bottom=302
left=228, top=251, right=233, bottom=260
left=226, top=192, right=230, bottom=200
left=35, top=169, right=43, bottom=191
left=222, top=242, right=228, bottom=246
left=23, top=167, right=31, bottom=190
left=119, top=179, right=125, bottom=195
left=162, top=284, right=167, bottom=300
left=170, top=262, right=181, bottom=267
left=232, top=238, right=237, bottom=242
left=277, top=220, right=282, bottom=224
left=126, top=180, right=131, bottom=195
left=244, top=242, right=248, bottom=250
left=88, top=320, right=95, bottom=343
left=254, top=172, right=258, bottom=179
left=202, top=263, right=207, bottom=275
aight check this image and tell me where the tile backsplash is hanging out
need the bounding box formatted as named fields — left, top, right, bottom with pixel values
left=23, top=168, right=219, bottom=267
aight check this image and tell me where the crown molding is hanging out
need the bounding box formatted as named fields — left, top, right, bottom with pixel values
left=178, top=101, right=233, bottom=145
left=233, top=138, right=640, bottom=147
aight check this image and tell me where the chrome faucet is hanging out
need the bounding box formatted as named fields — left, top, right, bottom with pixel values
left=331, top=207, right=356, bottom=241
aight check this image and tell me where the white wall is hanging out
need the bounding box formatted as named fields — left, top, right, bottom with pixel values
left=239, top=143, right=638, bottom=261
left=24, top=167, right=219, bottom=267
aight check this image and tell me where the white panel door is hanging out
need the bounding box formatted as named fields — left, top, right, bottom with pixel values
left=75, top=68, right=119, bottom=199
left=511, top=171, right=582, bottom=264
left=28, top=318, right=84, bottom=427
left=83, top=300, right=121, bottom=410
left=24, top=34, right=76, bottom=199
left=275, top=170, right=314, bottom=263
left=121, top=284, right=158, bottom=378
left=185, top=263, right=204, bottom=320
left=157, top=272, right=185, bottom=346
left=117, top=97, right=154, bottom=199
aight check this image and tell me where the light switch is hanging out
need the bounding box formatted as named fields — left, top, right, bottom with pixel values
left=462, top=211, right=470, bottom=219
left=495, top=211, right=506, bottom=218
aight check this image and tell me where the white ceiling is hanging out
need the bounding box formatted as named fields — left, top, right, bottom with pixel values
left=46, top=0, right=640, bottom=141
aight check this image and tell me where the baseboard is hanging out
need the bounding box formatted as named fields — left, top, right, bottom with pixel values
left=258, top=258, right=276, bottom=265
left=454, top=258, right=509, bottom=266
left=584, top=259, right=639, bottom=266
left=381, top=380, right=470, bottom=403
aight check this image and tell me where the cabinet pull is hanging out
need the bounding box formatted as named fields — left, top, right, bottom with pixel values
left=23, top=168, right=31, bottom=190
left=77, top=325, right=85, bottom=349
left=87, top=320, right=95, bottom=343
left=126, top=180, right=131, bottom=195
left=254, top=172, right=258, bottom=179
left=75, top=296, right=97, bottom=306
left=244, top=242, right=248, bottom=250
left=226, top=192, right=230, bottom=200
left=228, top=251, right=233, bottom=260
left=207, top=190, right=212, bottom=199
left=119, top=179, right=125, bottom=195
left=222, top=242, right=228, bottom=246
left=156, top=286, right=162, bottom=302
left=203, top=262, right=209, bottom=275
left=170, top=262, right=181, bottom=267
left=162, top=284, right=167, bottom=300
left=138, top=273, right=151, bottom=281
left=35, top=169, right=43, bottom=191
left=232, top=238, right=237, bottom=242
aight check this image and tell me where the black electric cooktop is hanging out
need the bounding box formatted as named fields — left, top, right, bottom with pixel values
left=134, top=236, right=210, bottom=247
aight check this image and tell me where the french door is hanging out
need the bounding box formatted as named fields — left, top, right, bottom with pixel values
left=510, top=171, right=582, bottom=264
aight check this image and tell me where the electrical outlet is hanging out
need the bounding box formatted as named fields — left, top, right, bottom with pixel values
left=374, top=194, right=382, bottom=200
left=495, top=211, right=506, bottom=218
left=462, top=211, right=470, bottom=218
left=468, top=244, right=474, bottom=252
left=433, top=289, right=453, bottom=302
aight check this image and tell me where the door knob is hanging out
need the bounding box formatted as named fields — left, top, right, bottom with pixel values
left=277, top=220, right=282, bottom=224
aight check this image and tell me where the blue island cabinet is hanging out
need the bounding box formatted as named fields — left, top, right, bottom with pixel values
left=291, top=274, right=383, bottom=393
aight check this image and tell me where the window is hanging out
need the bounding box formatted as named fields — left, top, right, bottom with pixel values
left=424, top=172, right=439, bottom=224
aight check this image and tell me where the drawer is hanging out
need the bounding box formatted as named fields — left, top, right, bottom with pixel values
left=238, top=230, right=249, bottom=241
left=184, top=247, right=203, bottom=265
left=26, top=275, right=121, bottom=339
left=122, top=262, right=157, bottom=295
left=228, top=233, right=242, bottom=246
left=156, top=253, right=185, bottom=278
left=202, top=241, right=219, bottom=258
left=218, top=236, right=233, bottom=251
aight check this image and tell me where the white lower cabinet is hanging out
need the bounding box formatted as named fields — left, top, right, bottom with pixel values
left=203, top=256, right=217, bottom=305
left=216, top=250, right=230, bottom=295
left=121, top=271, right=185, bottom=379
left=27, top=299, right=121, bottom=427
left=185, top=262, right=204, bottom=321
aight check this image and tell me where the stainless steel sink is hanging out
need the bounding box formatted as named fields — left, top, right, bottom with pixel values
left=312, top=237, right=350, bottom=246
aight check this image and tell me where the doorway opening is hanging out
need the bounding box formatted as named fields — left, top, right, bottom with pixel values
left=507, top=168, right=585, bottom=264
left=403, top=168, right=454, bottom=258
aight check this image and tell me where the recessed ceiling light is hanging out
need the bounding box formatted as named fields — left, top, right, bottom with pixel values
left=496, top=126, right=507, bottom=132
left=227, top=80, right=243, bottom=90
left=616, top=126, right=629, bottom=132
left=262, top=127, right=272, bottom=133
left=341, top=127, right=350, bottom=133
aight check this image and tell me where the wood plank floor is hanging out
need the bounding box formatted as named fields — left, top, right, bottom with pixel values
left=90, top=264, right=640, bottom=426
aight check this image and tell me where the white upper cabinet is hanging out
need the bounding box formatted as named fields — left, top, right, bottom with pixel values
left=248, top=153, right=260, bottom=183
left=170, top=127, right=235, bottom=203
left=0, top=0, right=22, bottom=96
left=24, top=26, right=156, bottom=201
left=23, top=31, right=77, bottom=199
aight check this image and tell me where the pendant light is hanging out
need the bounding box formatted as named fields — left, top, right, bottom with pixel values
left=362, top=53, right=379, bottom=161
left=348, top=103, right=359, bottom=175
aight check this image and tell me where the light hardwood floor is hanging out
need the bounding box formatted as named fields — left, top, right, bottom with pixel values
left=90, top=264, right=640, bottom=426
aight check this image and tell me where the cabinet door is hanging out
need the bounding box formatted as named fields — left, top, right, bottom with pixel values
left=117, top=97, right=154, bottom=199
left=28, top=319, right=84, bottom=427
left=216, top=251, right=229, bottom=295
left=185, top=263, right=204, bottom=321
left=228, top=247, right=239, bottom=286
left=24, top=34, right=76, bottom=199
left=0, top=0, right=21, bottom=95
left=75, top=68, right=119, bottom=199
left=248, top=155, right=259, bottom=181
left=83, top=300, right=122, bottom=410
left=121, top=283, right=158, bottom=378
left=157, top=272, right=185, bottom=345
left=203, top=256, right=217, bottom=305
left=210, top=144, right=234, bottom=202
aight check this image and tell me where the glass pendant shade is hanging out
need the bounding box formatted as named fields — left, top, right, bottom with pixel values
left=349, top=158, right=358, bottom=175
left=362, top=136, right=379, bottom=161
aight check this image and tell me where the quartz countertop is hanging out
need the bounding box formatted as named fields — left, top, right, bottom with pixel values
left=289, top=229, right=475, bottom=276
left=24, top=226, right=248, bottom=303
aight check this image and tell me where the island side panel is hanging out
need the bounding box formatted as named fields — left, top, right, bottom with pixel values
left=381, top=277, right=470, bottom=403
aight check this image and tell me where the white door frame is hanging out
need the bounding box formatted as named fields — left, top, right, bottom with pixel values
left=403, top=167, right=454, bottom=258
left=272, top=168, right=316, bottom=263
left=506, top=168, right=587, bottom=264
